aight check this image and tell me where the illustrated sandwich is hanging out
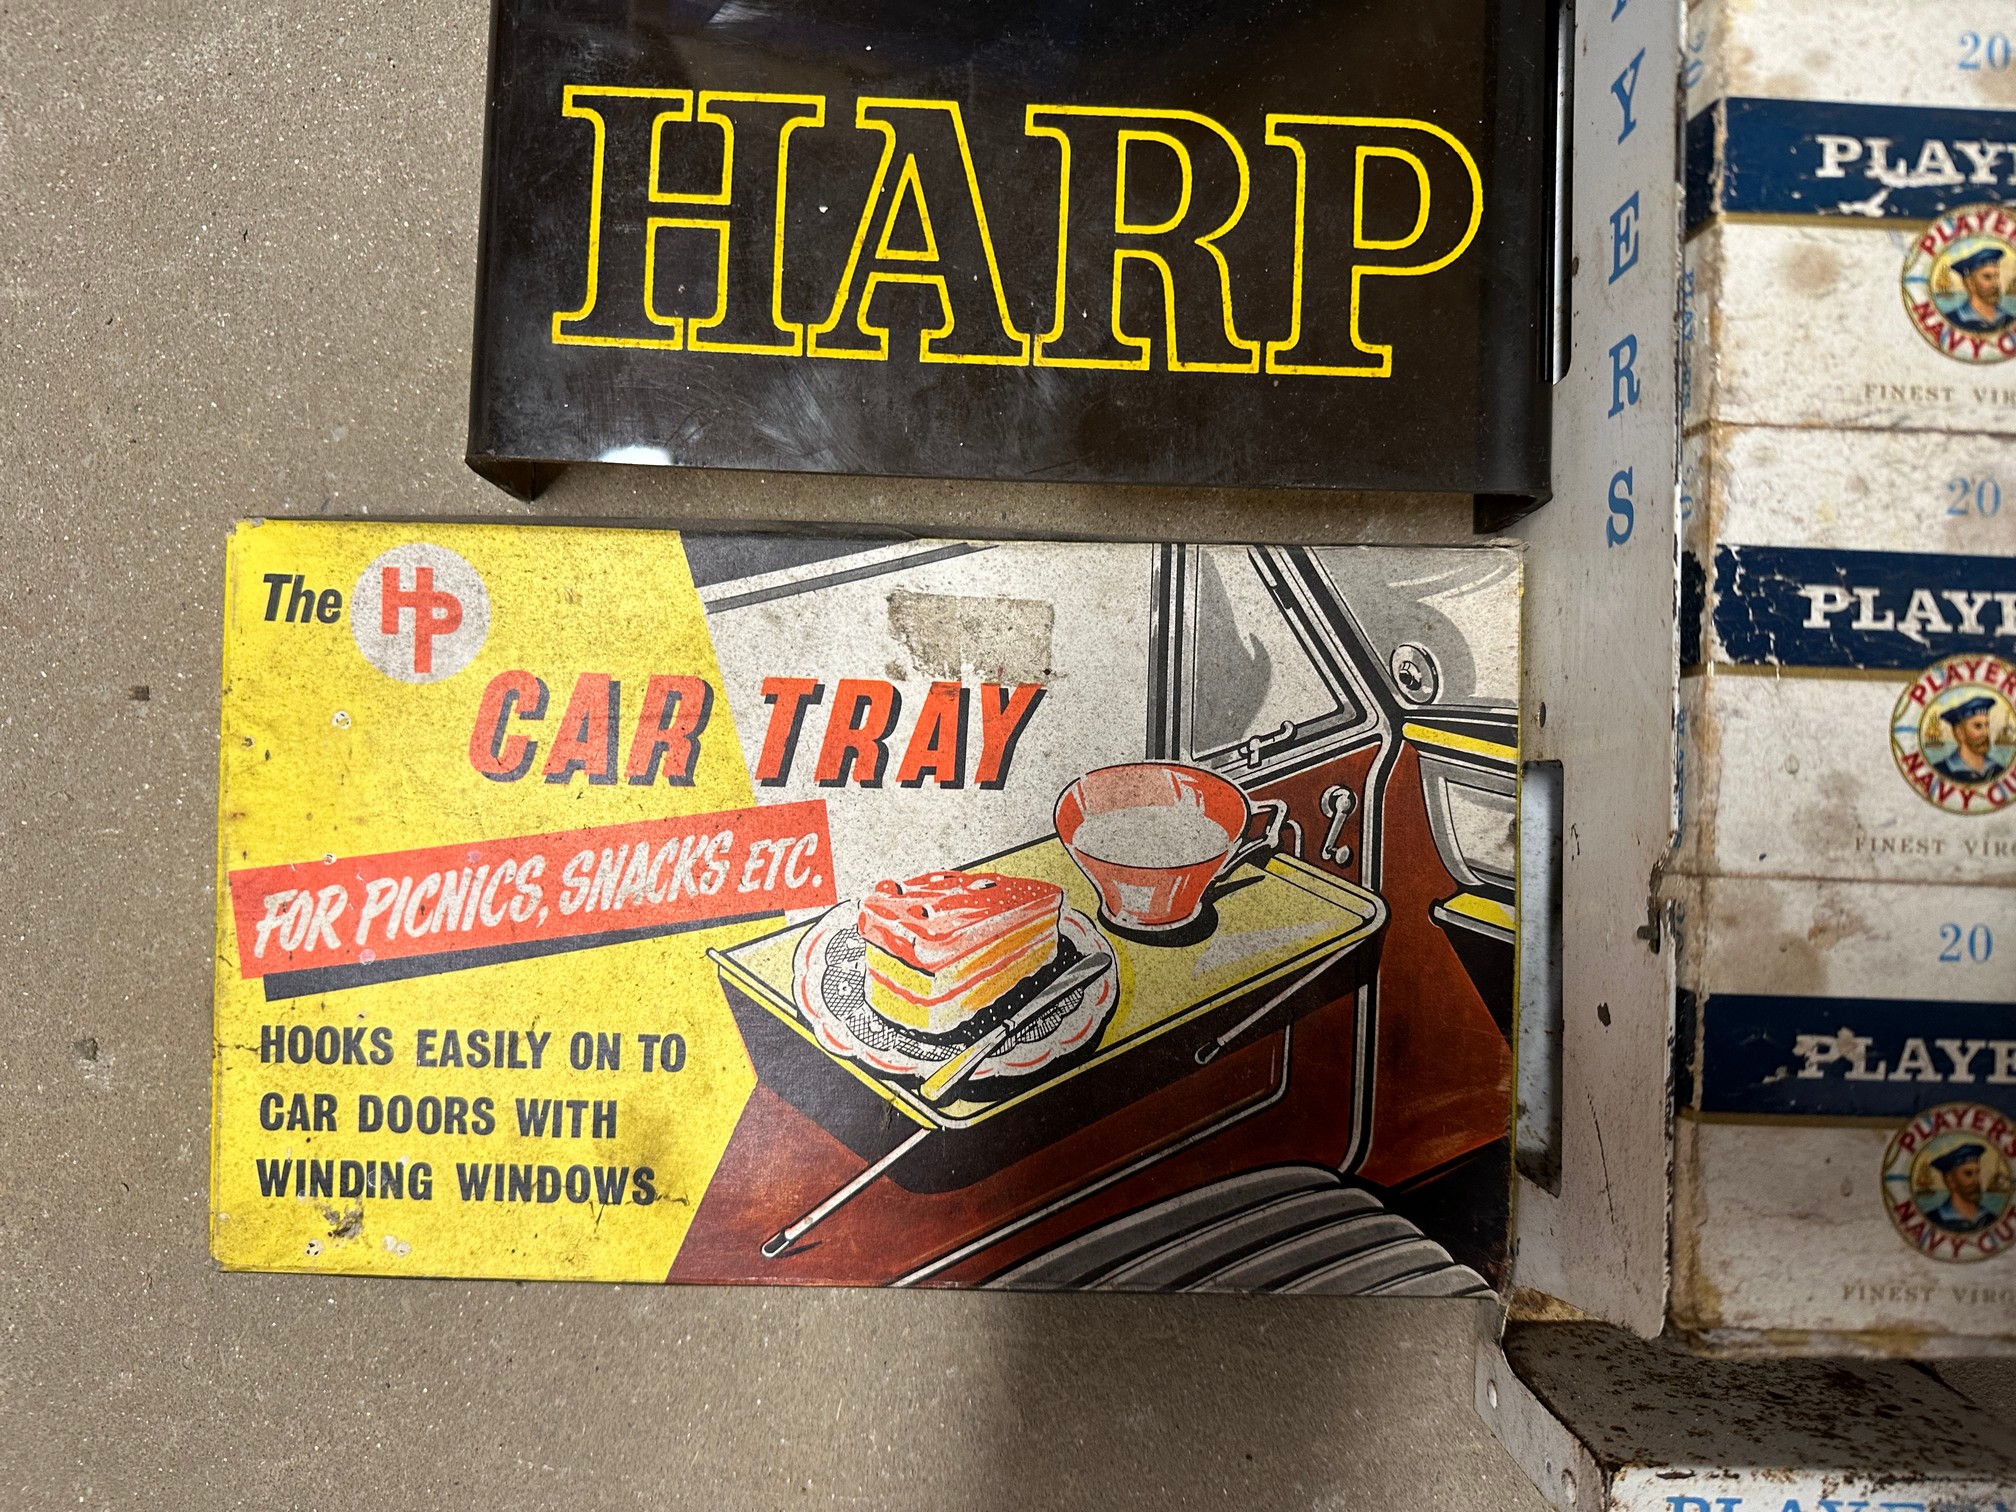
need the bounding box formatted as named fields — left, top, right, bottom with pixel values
left=857, top=871, right=1065, bottom=1035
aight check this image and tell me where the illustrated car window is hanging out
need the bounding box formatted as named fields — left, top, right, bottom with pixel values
left=1185, top=547, right=1351, bottom=762
left=1436, top=777, right=1518, bottom=885
left=1311, top=547, right=1519, bottom=710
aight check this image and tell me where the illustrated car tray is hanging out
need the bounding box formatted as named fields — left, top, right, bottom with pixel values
left=709, top=845, right=1388, bottom=1193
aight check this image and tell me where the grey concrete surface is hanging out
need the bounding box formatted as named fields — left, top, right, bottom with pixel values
left=0, top=4, right=1536, bottom=1510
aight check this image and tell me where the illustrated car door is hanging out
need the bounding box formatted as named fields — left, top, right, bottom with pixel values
left=1307, top=544, right=1520, bottom=1037
left=1151, top=544, right=1518, bottom=1187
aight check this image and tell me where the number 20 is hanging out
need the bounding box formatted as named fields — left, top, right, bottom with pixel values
left=1946, top=476, right=2003, bottom=517
left=1960, top=32, right=2013, bottom=71
left=1939, top=923, right=1993, bottom=963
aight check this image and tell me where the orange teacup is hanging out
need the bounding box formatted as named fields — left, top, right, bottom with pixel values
left=1054, top=762, right=1274, bottom=932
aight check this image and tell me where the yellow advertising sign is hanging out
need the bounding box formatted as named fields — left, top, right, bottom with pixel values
left=214, top=522, right=1519, bottom=1291
left=213, top=522, right=774, bottom=1280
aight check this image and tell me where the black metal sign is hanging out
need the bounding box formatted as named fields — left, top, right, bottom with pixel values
left=468, top=0, right=1555, bottom=500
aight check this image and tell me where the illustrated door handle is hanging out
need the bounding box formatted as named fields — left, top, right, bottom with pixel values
left=1240, top=720, right=1295, bottom=768
left=1318, top=785, right=1356, bottom=864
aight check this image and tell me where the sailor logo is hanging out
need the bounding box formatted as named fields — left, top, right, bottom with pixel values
left=1901, top=204, right=2016, bottom=363
left=1882, top=1103, right=2016, bottom=1262
left=1890, top=655, right=2016, bottom=814
left=349, top=543, right=491, bottom=683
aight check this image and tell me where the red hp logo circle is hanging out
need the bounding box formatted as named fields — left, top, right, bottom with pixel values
left=349, top=544, right=490, bottom=682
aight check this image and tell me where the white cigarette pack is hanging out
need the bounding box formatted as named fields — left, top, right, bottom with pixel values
left=1679, top=420, right=2016, bottom=884
left=1672, top=875, right=2016, bottom=1350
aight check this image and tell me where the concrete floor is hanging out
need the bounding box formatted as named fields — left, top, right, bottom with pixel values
left=0, top=5, right=2007, bottom=1510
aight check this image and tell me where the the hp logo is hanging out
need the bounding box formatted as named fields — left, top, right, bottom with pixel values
left=349, top=544, right=490, bottom=683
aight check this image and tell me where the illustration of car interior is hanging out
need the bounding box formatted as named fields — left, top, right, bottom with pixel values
left=687, top=537, right=1518, bottom=1292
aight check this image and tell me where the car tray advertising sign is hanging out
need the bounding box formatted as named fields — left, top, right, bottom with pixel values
left=212, top=521, right=1519, bottom=1289
left=465, top=0, right=1556, bottom=501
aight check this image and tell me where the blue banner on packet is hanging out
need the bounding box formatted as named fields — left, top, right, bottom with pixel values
left=1688, top=97, right=2016, bottom=229
left=1711, top=543, right=2016, bottom=671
